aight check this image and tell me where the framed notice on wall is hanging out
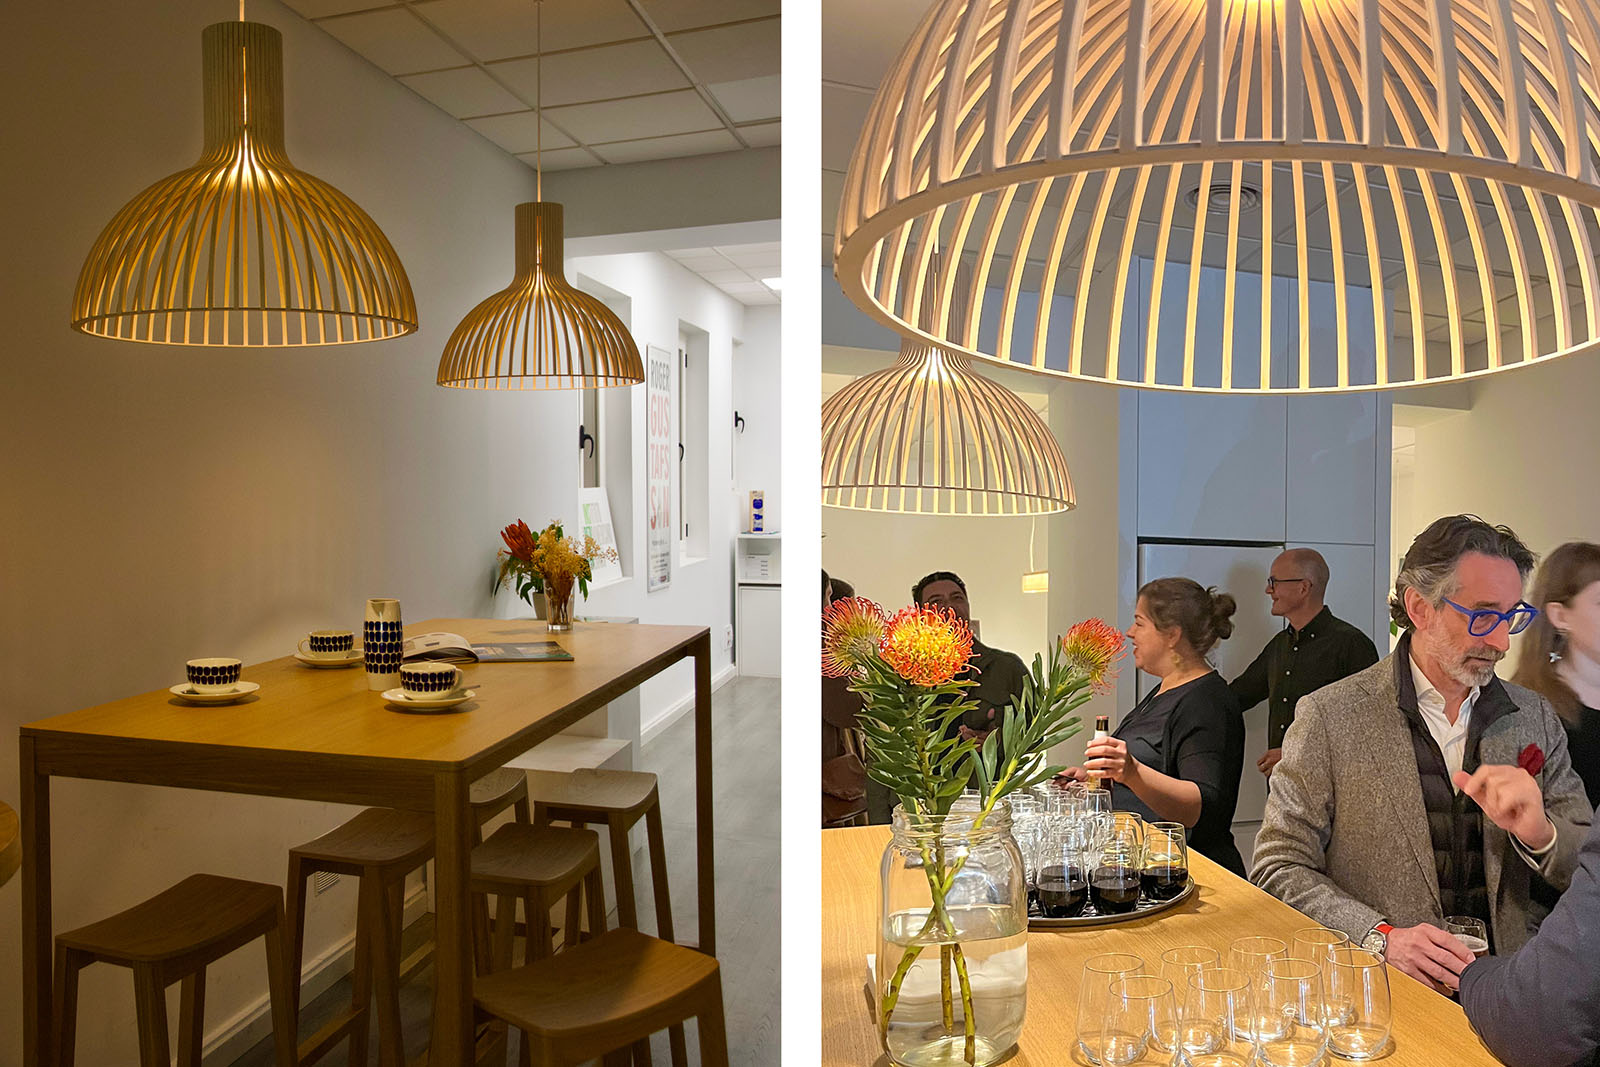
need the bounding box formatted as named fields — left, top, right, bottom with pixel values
left=646, top=344, right=673, bottom=593
left=579, top=487, right=623, bottom=587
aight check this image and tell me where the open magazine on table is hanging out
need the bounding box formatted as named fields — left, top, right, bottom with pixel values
left=402, top=630, right=574, bottom=663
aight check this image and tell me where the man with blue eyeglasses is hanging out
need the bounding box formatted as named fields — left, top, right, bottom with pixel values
left=1253, top=515, right=1592, bottom=995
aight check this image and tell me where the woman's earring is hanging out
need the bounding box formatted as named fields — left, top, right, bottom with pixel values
left=1551, top=629, right=1568, bottom=664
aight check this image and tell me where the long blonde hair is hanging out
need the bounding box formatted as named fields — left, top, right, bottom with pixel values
left=1512, top=542, right=1600, bottom=724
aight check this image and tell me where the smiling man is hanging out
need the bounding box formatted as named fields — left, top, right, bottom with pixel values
left=1252, top=516, right=1592, bottom=993
left=1230, top=548, right=1379, bottom=778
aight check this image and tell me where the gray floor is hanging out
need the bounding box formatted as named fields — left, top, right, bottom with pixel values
left=228, top=675, right=781, bottom=1066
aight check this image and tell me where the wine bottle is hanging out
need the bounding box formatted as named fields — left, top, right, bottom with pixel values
left=1087, top=714, right=1109, bottom=790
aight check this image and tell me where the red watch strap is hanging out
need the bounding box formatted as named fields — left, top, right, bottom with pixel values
left=1375, top=923, right=1394, bottom=935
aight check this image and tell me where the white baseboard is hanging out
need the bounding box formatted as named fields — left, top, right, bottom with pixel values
left=202, top=883, right=432, bottom=1065
left=639, top=663, right=737, bottom=745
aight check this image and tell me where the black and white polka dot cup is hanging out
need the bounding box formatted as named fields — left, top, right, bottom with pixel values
left=400, top=662, right=462, bottom=699
left=186, top=657, right=242, bottom=692
left=298, top=629, right=355, bottom=659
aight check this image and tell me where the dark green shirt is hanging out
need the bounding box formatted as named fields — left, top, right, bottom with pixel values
left=949, top=639, right=1029, bottom=737
left=1229, top=606, right=1380, bottom=748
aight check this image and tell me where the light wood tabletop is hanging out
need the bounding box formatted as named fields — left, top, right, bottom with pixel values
left=821, top=826, right=1503, bottom=1066
left=20, top=619, right=714, bottom=1067
left=0, top=800, right=18, bottom=889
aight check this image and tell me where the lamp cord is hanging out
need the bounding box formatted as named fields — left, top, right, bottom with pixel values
left=535, top=0, right=543, bottom=200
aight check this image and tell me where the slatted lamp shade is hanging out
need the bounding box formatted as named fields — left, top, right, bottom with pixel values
left=821, top=339, right=1075, bottom=515
left=835, top=0, right=1600, bottom=392
left=72, top=22, right=416, bottom=347
left=435, top=202, right=644, bottom=389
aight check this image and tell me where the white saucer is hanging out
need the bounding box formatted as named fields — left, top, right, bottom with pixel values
left=382, top=687, right=476, bottom=712
left=170, top=680, right=260, bottom=705
left=293, top=648, right=364, bottom=669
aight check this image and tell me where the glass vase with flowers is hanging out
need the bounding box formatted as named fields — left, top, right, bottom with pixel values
left=495, top=519, right=618, bottom=631
left=822, top=599, right=1125, bottom=1066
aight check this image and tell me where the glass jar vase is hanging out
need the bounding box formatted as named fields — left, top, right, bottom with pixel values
left=877, top=797, right=1029, bottom=1067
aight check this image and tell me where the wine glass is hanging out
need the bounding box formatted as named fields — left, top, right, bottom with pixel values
left=1159, top=945, right=1220, bottom=988
left=1228, top=935, right=1287, bottom=978
left=1255, top=957, right=1329, bottom=1066
left=1180, top=968, right=1256, bottom=1066
left=1143, top=821, right=1190, bottom=900
left=1100, top=975, right=1180, bottom=1065
left=1290, top=926, right=1349, bottom=971
left=1325, top=947, right=1392, bottom=1059
left=1092, top=816, right=1144, bottom=915
left=1077, top=953, right=1146, bottom=1065
left=1445, top=916, right=1489, bottom=959
left=1035, top=821, right=1089, bottom=918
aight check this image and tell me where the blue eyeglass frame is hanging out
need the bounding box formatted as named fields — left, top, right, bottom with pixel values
left=1440, top=598, right=1540, bottom=636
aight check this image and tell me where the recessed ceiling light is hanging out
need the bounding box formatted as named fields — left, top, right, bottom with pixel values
left=762, top=277, right=782, bottom=290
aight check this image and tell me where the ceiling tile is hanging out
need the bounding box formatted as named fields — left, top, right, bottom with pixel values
left=640, top=0, right=782, bottom=33
left=492, top=40, right=689, bottom=107
left=719, top=281, right=771, bottom=294
left=317, top=5, right=469, bottom=75
left=666, top=247, right=719, bottom=259
left=823, top=83, right=874, bottom=173
left=672, top=255, right=735, bottom=271
left=699, top=269, right=755, bottom=284
left=399, top=66, right=526, bottom=117
left=666, top=19, right=779, bottom=83
left=592, top=128, right=741, bottom=164
left=419, top=0, right=648, bottom=62
left=466, top=111, right=578, bottom=153
left=737, top=120, right=780, bottom=147
left=285, top=0, right=402, bottom=17
left=722, top=250, right=779, bottom=271
left=514, top=147, right=604, bottom=172
left=822, top=0, right=933, bottom=87
left=548, top=89, right=721, bottom=144
left=707, top=75, right=779, bottom=124
left=727, top=240, right=780, bottom=255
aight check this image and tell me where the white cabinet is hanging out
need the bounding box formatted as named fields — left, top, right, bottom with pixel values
left=1136, top=392, right=1288, bottom=541
left=737, top=584, right=781, bottom=677
left=1286, top=395, right=1378, bottom=545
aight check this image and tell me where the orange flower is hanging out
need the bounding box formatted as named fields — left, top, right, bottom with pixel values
left=500, top=520, right=537, bottom=563
left=822, top=597, right=888, bottom=677
left=879, top=605, right=973, bottom=687
left=1060, top=618, right=1126, bottom=693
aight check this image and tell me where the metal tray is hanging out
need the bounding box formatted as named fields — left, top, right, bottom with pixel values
left=1027, top=878, right=1196, bottom=929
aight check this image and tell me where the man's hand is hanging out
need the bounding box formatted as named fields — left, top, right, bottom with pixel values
left=957, top=706, right=998, bottom=745
left=1084, top=735, right=1136, bottom=784
left=1384, top=924, right=1476, bottom=992
left=1452, top=765, right=1555, bottom=849
left=1054, top=767, right=1088, bottom=785
left=1257, top=748, right=1283, bottom=777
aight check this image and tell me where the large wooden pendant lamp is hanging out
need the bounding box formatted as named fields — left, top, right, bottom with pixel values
left=835, top=0, right=1600, bottom=392
left=436, top=1, right=643, bottom=389
left=72, top=21, right=416, bottom=347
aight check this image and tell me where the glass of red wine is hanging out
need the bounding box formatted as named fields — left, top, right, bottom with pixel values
left=1142, top=821, right=1190, bottom=901
left=1091, top=819, right=1143, bottom=915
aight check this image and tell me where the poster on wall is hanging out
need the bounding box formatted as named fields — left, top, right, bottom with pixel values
left=646, top=344, right=673, bottom=593
left=579, top=487, right=623, bottom=587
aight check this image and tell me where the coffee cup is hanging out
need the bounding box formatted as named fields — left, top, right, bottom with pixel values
left=299, top=629, right=355, bottom=659
left=400, top=662, right=462, bottom=699
left=186, top=657, right=243, bottom=692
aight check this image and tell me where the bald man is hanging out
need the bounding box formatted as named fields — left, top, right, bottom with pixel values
left=1230, top=549, right=1380, bottom=778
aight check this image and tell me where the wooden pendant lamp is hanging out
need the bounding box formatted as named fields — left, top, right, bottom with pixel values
left=436, top=1, right=643, bottom=389
left=835, top=0, right=1600, bottom=392
left=72, top=21, right=416, bottom=347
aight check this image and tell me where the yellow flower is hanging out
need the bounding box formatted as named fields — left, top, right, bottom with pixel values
left=1060, top=618, right=1127, bottom=693
left=821, top=597, right=888, bottom=677
left=879, top=605, right=973, bottom=686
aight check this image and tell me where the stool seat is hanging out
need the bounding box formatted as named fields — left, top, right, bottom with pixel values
left=290, top=807, right=434, bottom=870
left=472, top=825, right=600, bottom=893
left=471, top=767, right=530, bottom=812
left=58, top=874, right=282, bottom=965
left=526, top=769, right=657, bottom=819
left=474, top=928, right=727, bottom=1066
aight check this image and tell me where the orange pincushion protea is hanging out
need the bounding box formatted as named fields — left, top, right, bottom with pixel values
left=879, top=605, right=974, bottom=687
left=822, top=597, right=889, bottom=678
left=1060, top=618, right=1126, bottom=693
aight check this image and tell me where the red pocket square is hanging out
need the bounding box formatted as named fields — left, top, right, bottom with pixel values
left=1518, top=743, right=1546, bottom=776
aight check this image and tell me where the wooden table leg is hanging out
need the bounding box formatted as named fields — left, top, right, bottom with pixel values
left=21, top=735, right=53, bottom=1067
left=431, top=770, right=474, bottom=1067
left=692, top=634, right=716, bottom=957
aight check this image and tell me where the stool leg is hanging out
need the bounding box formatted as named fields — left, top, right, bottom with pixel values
left=177, top=969, right=206, bottom=1067
left=696, top=977, right=731, bottom=1067
left=563, top=880, right=583, bottom=950
left=491, top=890, right=517, bottom=973
left=370, top=877, right=406, bottom=1067
left=606, top=812, right=639, bottom=930
left=347, top=877, right=375, bottom=1067
left=52, top=945, right=82, bottom=1067
left=644, top=802, right=674, bottom=944
left=264, top=899, right=299, bottom=1067
left=527, top=888, right=553, bottom=962
left=132, top=962, right=171, bottom=1067
left=585, top=866, right=606, bottom=938
left=285, top=852, right=309, bottom=1030
left=668, top=1022, right=689, bottom=1067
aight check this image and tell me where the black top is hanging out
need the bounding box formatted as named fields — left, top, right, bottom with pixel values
left=1565, top=703, right=1600, bottom=811
left=1229, top=606, right=1380, bottom=749
left=1111, top=671, right=1247, bottom=877
left=944, top=639, right=1029, bottom=739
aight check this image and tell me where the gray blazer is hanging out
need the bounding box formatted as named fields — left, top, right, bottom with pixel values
left=1250, top=642, right=1593, bottom=953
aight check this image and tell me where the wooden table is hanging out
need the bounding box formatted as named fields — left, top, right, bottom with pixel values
left=20, top=619, right=714, bottom=1067
left=821, top=826, right=1502, bottom=1065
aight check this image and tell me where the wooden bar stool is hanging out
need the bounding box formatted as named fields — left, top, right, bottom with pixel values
left=470, top=824, right=604, bottom=973
left=53, top=873, right=297, bottom=1067
left=467, top=768, right=534, bottom=965
left=285, top=808, right=435, bottom=1067
left=473, top=928, right=728, bottom=1067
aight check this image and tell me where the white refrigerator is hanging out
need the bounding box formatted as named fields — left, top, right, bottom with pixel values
left=1136, top=542, right=1284, bottom=869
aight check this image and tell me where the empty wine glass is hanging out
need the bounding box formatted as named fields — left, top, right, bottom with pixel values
left=1160, top=945, right=1220, bottom=989
left=1180, top=968, right=1256, bottom=1066
left=1077, top=953, right=1146, bottom=1065
left=1325, top=947, right=1392, bottom=1060
left=1228, top=935, right=1287, bottom=978
left=1255, top=957, right=1329, bottom=1067
left=1290, top=926, right=1349, bottom=972
left=1101, top=975, right=1180, bottom=1066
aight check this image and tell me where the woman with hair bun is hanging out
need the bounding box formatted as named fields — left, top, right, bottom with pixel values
left=1062, top=577, right=1248, bottom=875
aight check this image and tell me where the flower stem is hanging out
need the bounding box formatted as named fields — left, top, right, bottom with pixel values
left=952, top=941, right=977, bottom=1065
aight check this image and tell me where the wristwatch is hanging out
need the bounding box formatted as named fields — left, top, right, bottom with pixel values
left=1361, top=922, right=1393, bottom=955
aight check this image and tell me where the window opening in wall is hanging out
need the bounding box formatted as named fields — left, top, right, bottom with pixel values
left=679, top=340, right=689, bottom=543
left=678, top=321, right=710, bottom=563
left=580, top=388, right=601, bottom=489
left=574, top=271, right=635, bottom=577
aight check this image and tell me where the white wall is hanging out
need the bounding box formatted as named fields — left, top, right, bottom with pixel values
left=735, top=307, right=784, bottom=534
left=0, top=2, right=757, bottom=1062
